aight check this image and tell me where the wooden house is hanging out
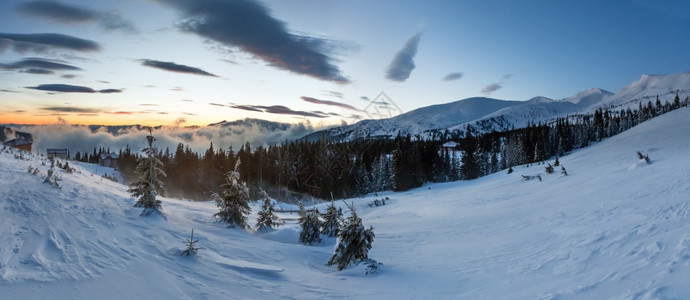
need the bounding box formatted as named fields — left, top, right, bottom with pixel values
left=3, top=138, right=32, bottom=152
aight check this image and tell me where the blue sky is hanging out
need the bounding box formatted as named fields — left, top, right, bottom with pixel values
left=1, top=0, right=689, bottom=126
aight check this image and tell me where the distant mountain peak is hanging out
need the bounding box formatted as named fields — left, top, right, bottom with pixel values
left=527, top=96, right=554, bottom=104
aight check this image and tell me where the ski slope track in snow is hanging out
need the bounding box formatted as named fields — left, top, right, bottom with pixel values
left=1, top=107, right=690, bottom=299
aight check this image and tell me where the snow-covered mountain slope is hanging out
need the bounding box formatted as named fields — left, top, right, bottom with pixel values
left=1, top=107, right=690, bottom=299
left=604, top=71, right=690, bottom=107
left=311, top=71, right=689, bottom=140
left=563, top=87, right=614, bottom=106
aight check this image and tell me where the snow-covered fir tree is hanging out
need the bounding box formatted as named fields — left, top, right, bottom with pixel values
left=299, top=200, right=323, bottom=245
left=327, top=202, right=375, bottom=271
left=213, top=159, right=251, bottom=228
left=321, top=200, right=343, bottom=237
left=128, top=128, right=166, bottom=215
left=255, top=189, right=280, bottom=231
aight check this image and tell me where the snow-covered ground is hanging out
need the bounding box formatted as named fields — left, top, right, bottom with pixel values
left=1, top=107, right=689, bottom=299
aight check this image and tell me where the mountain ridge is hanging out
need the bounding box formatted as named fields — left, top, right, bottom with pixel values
left=307, top=70, right=690, bottom=141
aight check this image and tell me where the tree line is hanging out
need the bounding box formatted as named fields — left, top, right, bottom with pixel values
left=110, top=93, right=688, bottom=202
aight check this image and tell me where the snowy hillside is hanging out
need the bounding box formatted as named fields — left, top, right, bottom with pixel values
left=310, top=70, right=689, bottom=140
left=2, top=107, right=690, bottom=299
left=604, top=71, right=690, bottom=107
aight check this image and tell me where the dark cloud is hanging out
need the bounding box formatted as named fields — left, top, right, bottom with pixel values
left=99, top=88, right=122, bottom=93
left=360, top=96, right=370, bottom=101
left=21, top=68, right=54, bottom=74
left=300, top=96, right=361, bottom=111
left=481, top=83, right=502, bottom=94
left=227, top=103, right=328, bottom=118
left=0, top=58, right=82, bottom=74
left=14, top=1, right=137, bottom=33
left=0, top=33, right=100, bottom=53
left=230, top=105, right=263, bottom=112
left=1, top=89, right=19, bottom=93
left=15, top=110, right=27, bottom=113
left=442, top=72, right=463, bottom=81
left=181, top=99, right=194, bottom=102
left=25, top=84, right=122, bottom=93
left=40, top=106, right=101, bottom=113
left=261, top=105, right=326, bottom=118
left=141, top=59, right=217, bottom=77
left=209, top=103, right=227, bottom=107
left=386, top=32, right=422, bottom=82
left=61, top=74, right=77, bottom=79
left=153, top=0, right=349, bottom=83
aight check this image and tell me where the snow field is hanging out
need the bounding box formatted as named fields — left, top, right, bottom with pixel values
left=0, top=107, right=689, bottom=299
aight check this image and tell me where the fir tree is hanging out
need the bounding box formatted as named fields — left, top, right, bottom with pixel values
left=129, top=128, right=166, bottom=215
left=321, top=200, right=343, bottom=237
left=255, top=189, right=280, bottom=231
left=327, top=202, right=375, bottom=271
left=460, top=125, right=481, bottom=180
left=213, top=159, right=251, bottom=228
left=299, top=200, right=323, bottom=245
left=180, top=228, right=202, bottom=256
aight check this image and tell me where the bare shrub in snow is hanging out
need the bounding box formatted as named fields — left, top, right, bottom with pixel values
left=637, top=151, right=651, bottom=164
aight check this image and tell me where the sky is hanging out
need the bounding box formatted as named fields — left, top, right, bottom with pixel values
left=1, top=0, right=690, bottom=127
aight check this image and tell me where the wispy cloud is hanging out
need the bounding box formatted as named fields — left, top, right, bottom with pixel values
left=0, top=57, right=82, bottom=75
left=481, top=71, right=522, bottom=94
left=14, top=1, right=138, bottom=33
left=140, top=59, right=217, bottom=77
left=386, top=32, right=422, bottom=82
left=227, top=103, right=330, bottom=118
left=21, top=68, right=54, bottom=75
left=230, top=105, right=263, bottom=113
left=481, top=83, right=502, bottom=94
left=153, top=0, right=349, bottom=83
left=442, top=72, right=463, bottom=81
left=26, top=83, right=122, bottom=93
left=40, top=106, right=101, bottom=113
left=322, top=90, right=343, bottom=99
left=260, top=105, right=327, bottom=118
left=0, top=32, right=101, bottom=53
left=301, top=96, right=361, bottom=111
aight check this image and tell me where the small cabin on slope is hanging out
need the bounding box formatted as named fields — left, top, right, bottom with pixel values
left=441, top=141, right=458, bottom=152
left=47, top=148, right=69, bottom=160
left=99, top=153, right=119, bottom=168
left=3, top=138, right=32, bottom=152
